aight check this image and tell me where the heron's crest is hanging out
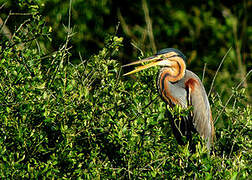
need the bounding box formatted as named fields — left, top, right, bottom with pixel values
left=156, top=48, right=187, bottom=62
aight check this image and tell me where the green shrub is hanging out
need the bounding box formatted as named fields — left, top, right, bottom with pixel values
left=0, top=2, right=251, bottom=179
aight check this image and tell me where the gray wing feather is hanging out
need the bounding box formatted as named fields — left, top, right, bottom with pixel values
left=186, top=71, right=213, bottom=150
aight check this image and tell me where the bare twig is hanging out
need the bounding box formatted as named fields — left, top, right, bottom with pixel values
left=0, top=34, right=41, bottom=56
left=0, top=3, right=6, bottom=9
left=9, top=12, right=33, bottom=16
left=142, top=0, right=156, bottom=53
left=116, top=66, right=122, bottom=86
left=47, top=0, right=73, bottom=87
left=128, top=94, right=159, bottom=123
left=35, top=39, right=41, bottom=54
left=78, top=51, right=89, bottom=71
left=214, top=69, right=252, bottom=124
left=128, top=160, right=131, bottom=180
left=130, top=41, right=144, bottom=57
left=13, top=19, right=31, bottom=37
left=140, top=156, right=168, bottom=170
left=208, top=47, right=232, bottom=97
left=115, top=21, right=120, bottom=35
left=231, top=8, right=247, bottom=88
left=202, top=63, right=207, bottom=83
left=68, top=0, right=72, bottom=29
left=0, top=12, right=12, bottom=41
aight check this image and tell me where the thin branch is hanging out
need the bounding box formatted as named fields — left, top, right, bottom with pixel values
left=78, top=51, right=88, bottom=75
left=202, top=63, right=207, bottom=83
left=128, top=94, right=159, bottom=123
left=131, top=41, right=144, bottom=57
left=116, top=66, right=122, bottom=86
left=114, top=21, right=120, bottom=36
left=0, top=34, right=41, bottom=56
left=208, top=47, right=232, bottom=97
left=142, top=0, right=156, bottom=53
left=214, top=69, right=252, bottom=124
left=9, top=12, right=33, bottom=16
left=0, top=11, right=12, bottom=40
left=0, top=3, right=6, bottom=9
left=68, top=0, right=72, bottom=30
left=35, top=39, right=41, bottom=55
left=16, top=53, right=34, bottom=77
left=140, top=156, right=168, bottom=171
left=47, top=0, right=73, bottom=88
left=13, top=19, right=31, bottom=38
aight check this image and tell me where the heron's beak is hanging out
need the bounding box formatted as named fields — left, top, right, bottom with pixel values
left=122, top=54, right=173, bottom=76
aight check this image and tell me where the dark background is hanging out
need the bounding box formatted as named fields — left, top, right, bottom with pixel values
left=0, top=0, right=251, bottom=100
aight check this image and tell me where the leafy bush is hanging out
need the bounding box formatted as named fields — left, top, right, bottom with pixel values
left=0, top=2, right=251, bottom=179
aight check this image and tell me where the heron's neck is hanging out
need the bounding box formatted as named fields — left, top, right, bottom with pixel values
left=156, top=60, right=186, bottom=107
left=158, top=58, right=186, bottom=82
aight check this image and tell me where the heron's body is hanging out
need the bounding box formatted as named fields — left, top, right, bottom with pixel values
left=123, top=48, right=215, bottom=150
left=158, top=68, right=214, bottom=149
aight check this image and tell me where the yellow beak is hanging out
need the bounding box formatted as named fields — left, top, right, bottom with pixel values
left=122, top=54, right=174, bottom=76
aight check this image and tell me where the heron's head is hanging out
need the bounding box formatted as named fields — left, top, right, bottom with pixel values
left=123, top=48, right=187, bottom=81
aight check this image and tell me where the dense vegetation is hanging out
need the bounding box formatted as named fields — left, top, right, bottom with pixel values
left=0, top=0, right=251, bottom=179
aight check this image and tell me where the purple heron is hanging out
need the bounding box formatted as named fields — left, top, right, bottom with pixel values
left=123, top=48, right=215, bottom=150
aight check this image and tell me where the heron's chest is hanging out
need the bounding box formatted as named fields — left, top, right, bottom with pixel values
left=156, top=74, right=188, bottom=108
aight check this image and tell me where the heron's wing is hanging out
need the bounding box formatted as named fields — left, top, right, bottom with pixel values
left=185, top=72, right=214, bottom=149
